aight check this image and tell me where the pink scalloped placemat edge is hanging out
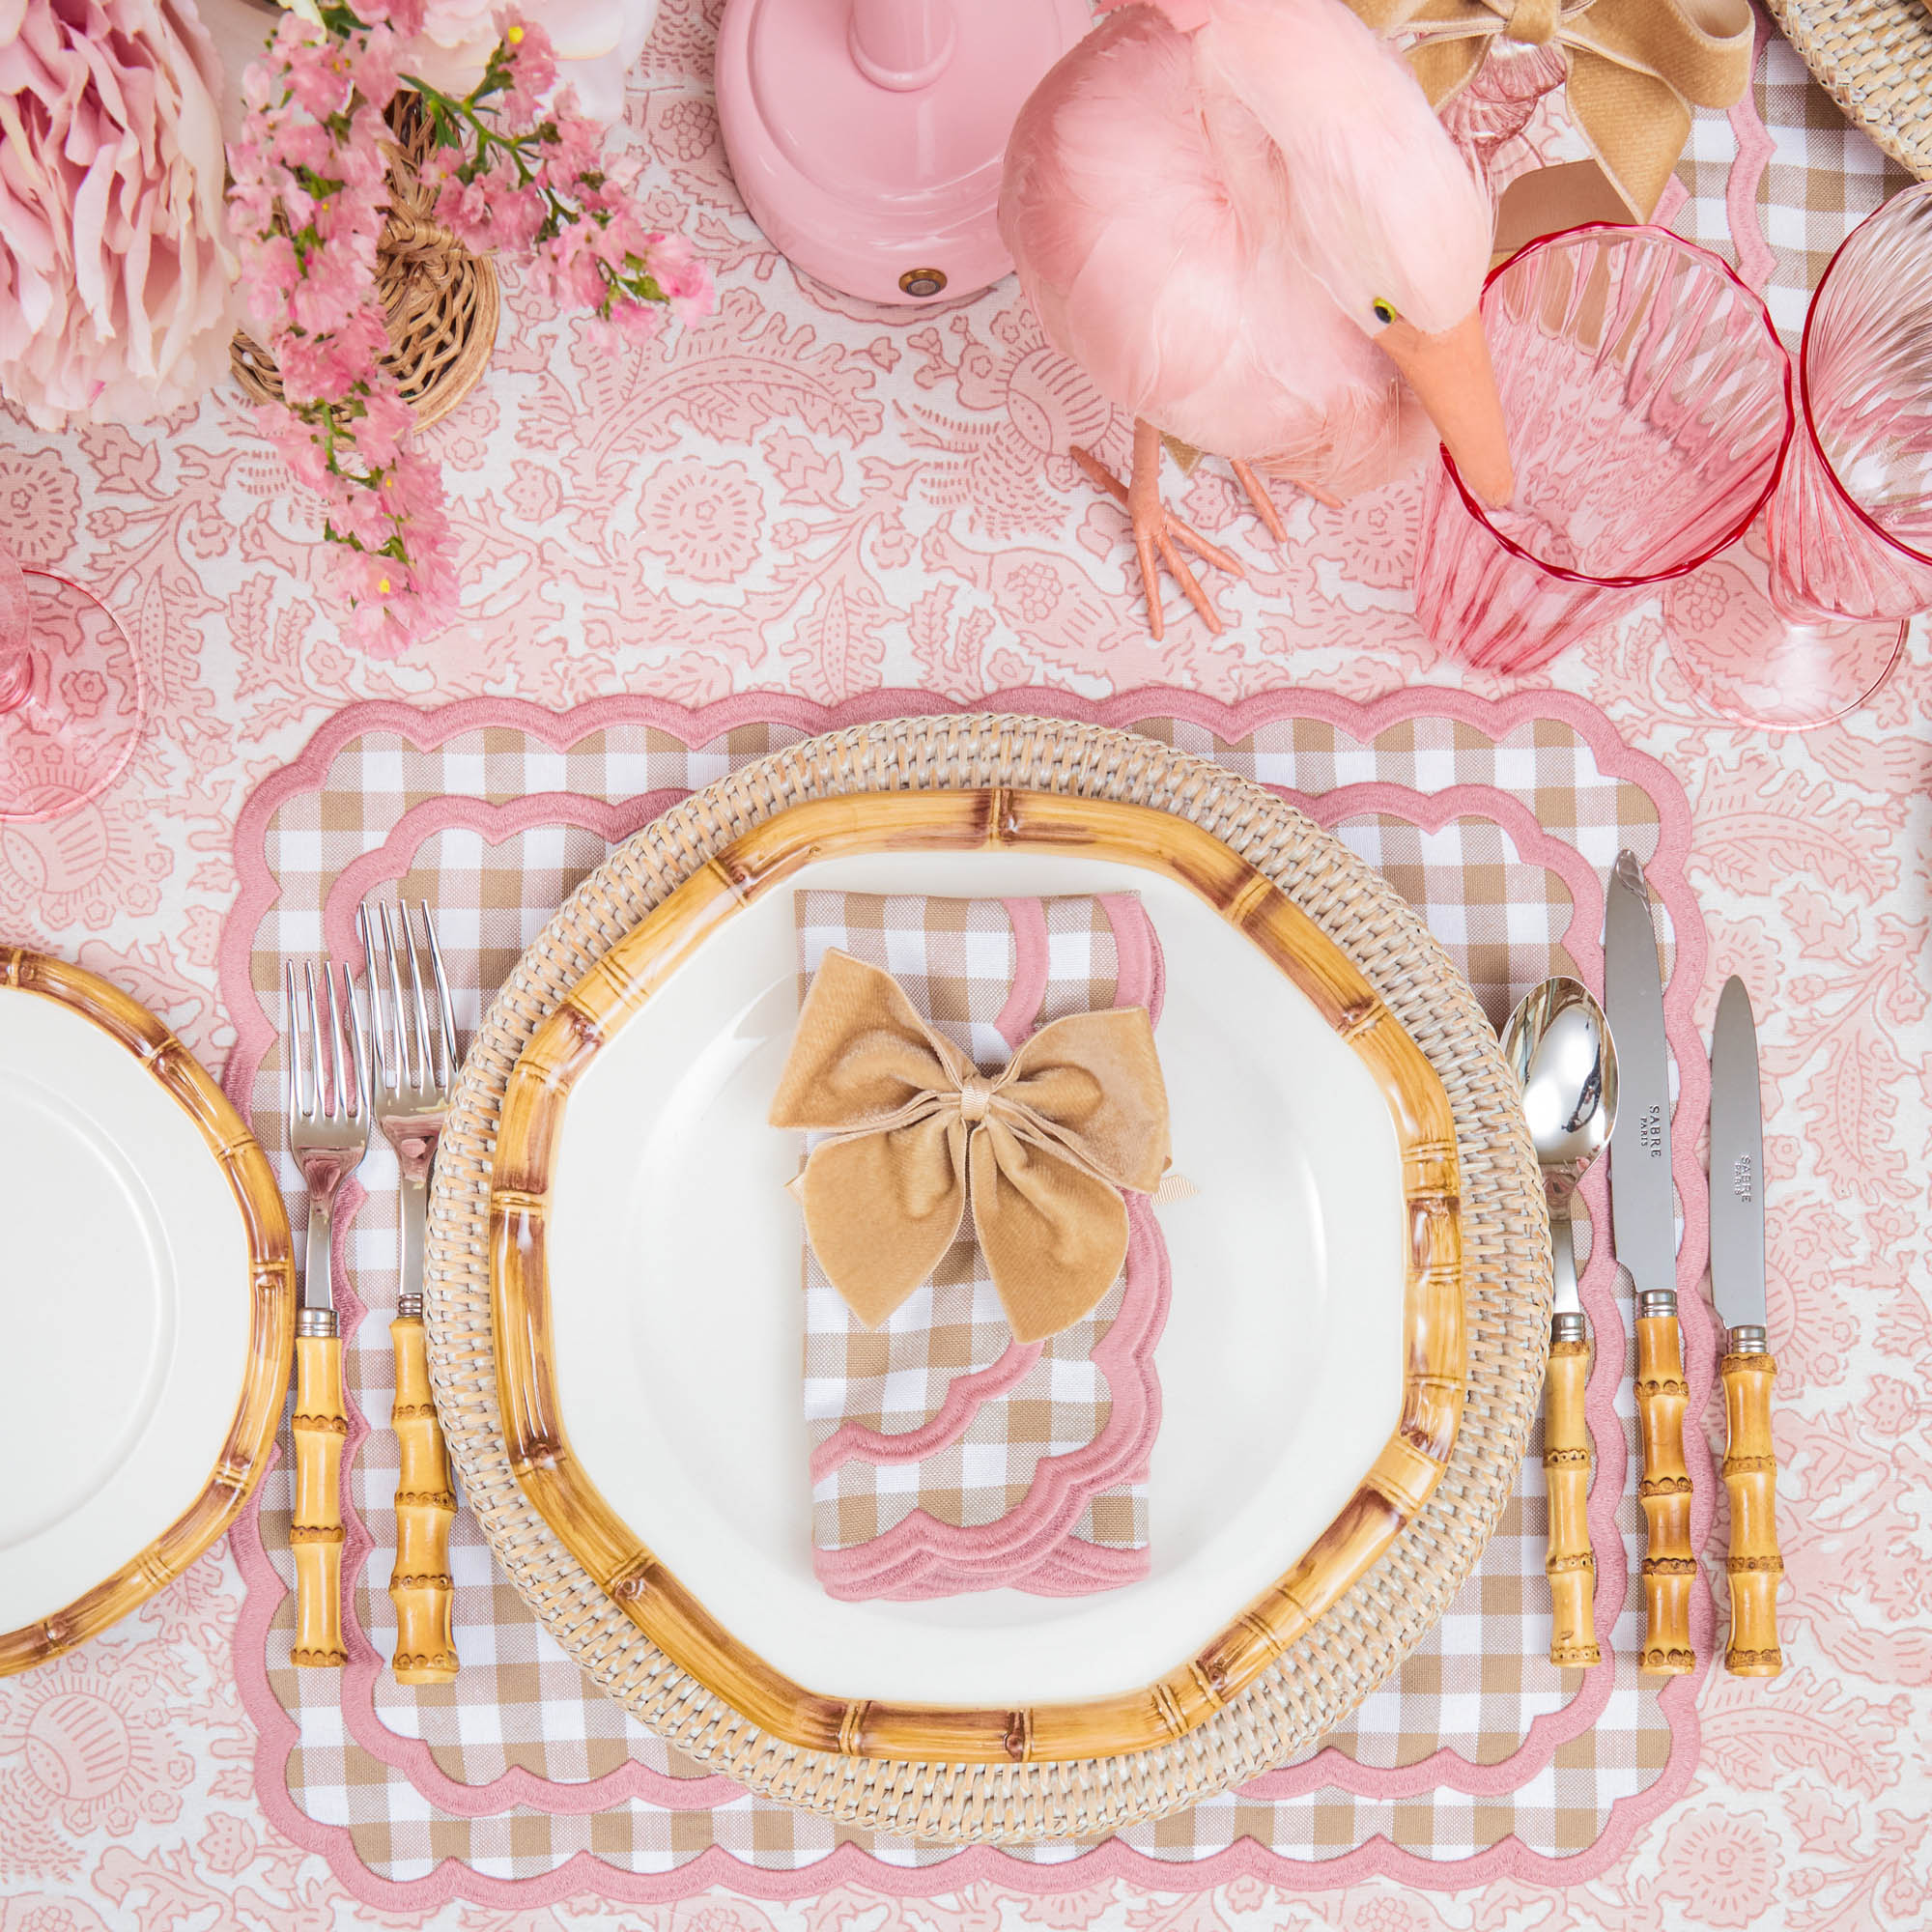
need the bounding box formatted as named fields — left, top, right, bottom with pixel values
left=216, top=683, right=1712, bottom=1908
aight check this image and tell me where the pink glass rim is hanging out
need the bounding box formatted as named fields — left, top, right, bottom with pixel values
left=0, top=564, right=147, bottom=825
left=1798, top=184, right=1932, bottom=572
left=1438, top=221, right=1795, bottom=590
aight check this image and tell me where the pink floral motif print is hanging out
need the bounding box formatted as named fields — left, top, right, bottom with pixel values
left=194, top=1812, right=260, bottom=1877
left=1653, top=1804, right=1783, bottom=1927
left=655, top=96, right=719, bottom=165
left=902, top=299, right=1122, bottom=539
left=636, top=459, right=766, bottom=582
left=0, top=791, right=168, bottom=930
left=0, top=0, right=1922, bottom=1902
left=1013, top=1884, right=1120, bottom=1929
left=0, top=1898, right=114, bottom=1932
left=0, top=448, right=80, bottom=563
left=1350, top=1895, right=1428, bottom=1932
left=0, top=1657, right=193, bottom=1845
left=1336, top=481, right=1422, bottom=590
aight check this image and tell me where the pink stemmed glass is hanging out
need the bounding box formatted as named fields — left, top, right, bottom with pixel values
left=0, top=546, right=145, bottom=823
left=1666, top=184, right=1932, bottom=728
left=1413, top=225, right=1792, bottom=675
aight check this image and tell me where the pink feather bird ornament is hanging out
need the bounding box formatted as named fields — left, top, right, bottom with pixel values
left=999, top=0, right=1514, bottom=638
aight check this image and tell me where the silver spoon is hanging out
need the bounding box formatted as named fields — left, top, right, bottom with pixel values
left=1501, top=976, right=1618, bottom=1669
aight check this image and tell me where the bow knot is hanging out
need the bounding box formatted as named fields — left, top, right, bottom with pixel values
left=1346, top=0, right=1753, bottom=222
left=769, top=951, right=1172, bottom=1344
left=1502, top=0, right=1558, bottom=43
left=957, top=1075, right=995, bottom=1124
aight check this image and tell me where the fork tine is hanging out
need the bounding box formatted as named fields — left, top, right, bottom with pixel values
left=419, top=900, right=457, bottom=1092
left=304, top=963, right=326, bottom=1126
left=402, top=902, right=434, bottom=1094
left=323, top=958, right=348, bottom=1121
left=284, top=961, right=305, bottom=1122
left=379, top=901, right=409, bottom=1096
left=342, top=964, right=372, bottom=1120
left=358, top=902, right=392, bottom=1094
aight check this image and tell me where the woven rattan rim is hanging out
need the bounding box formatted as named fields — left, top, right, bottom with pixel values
left=422, top=714, right=1550, bottom=1842
left=1765, top=0, right=1932, bottom=182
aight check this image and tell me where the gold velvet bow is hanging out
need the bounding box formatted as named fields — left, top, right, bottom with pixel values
left=1346, top=0, right=1753, bottom=223
left=769, top=951, right=1171, bottom=1344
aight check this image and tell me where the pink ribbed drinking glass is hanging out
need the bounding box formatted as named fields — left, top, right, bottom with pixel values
left=1414, top=225, right=1791, bottom=674
left=1666, top=184, right=1932, bottom=727
left=0, top=545, right=145, bottom=823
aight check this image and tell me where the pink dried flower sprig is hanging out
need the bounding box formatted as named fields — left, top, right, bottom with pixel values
left=230, top=4, right=713, bottom=651
left=415, top=24, right=713, bottom=349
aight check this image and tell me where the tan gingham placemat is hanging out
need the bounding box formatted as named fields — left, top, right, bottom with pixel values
left=222, top=689, right=1703, bottom=1892
left=1670, top=24, right=1916, bottom=340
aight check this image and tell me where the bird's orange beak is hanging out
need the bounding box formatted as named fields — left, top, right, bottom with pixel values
left=1377, top=310, right=1514, bottom=508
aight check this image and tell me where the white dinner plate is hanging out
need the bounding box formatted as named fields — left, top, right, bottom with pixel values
left=545, top=847, right=1407, bottom=1707
left=0, top=956, right=292, bottom=1671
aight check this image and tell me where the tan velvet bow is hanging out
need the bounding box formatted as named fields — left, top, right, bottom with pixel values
left=1346, top=0, right=1753, bottom=223
left=769, top=951, right=1171, bottom=1344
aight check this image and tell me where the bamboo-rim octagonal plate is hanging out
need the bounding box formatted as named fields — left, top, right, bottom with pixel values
left=490, top=787, right=1463, bottom=1765
left=424, top=714, right=1549, bottom=1841
left=0, top=951, right=295, bottom=1677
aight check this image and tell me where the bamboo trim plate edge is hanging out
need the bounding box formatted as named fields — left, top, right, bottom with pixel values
left=0, top=950, right=295, bottom=1678
left=487, top=788, right=1465, bottom=1764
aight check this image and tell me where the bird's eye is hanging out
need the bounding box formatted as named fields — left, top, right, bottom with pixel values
left=1372, top=297, right=1398, bottom=327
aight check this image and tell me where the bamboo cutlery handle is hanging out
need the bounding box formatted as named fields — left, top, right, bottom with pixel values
left=291, top=1331, right=349, bottom=1668
left=1635, top=1307, right=1695, bottom=1674
left=1544, top=1327, right=1600, bottom=1667
left=390, top=1313, right=459, bottom=1684
left=1721, top=1347, right=1783, bottom=1676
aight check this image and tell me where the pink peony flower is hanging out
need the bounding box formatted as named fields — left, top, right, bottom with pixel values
left=0, top=0, right=241, bottom=427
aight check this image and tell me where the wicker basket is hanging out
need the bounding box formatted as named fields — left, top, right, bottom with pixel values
left=1765, top=0, right=1932, bottom=182
left=422, top=713, right=1551, bottom=1843
left=230, top=94, right=499, bottom=428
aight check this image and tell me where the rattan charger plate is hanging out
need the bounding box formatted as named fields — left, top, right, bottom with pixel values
left=1766, top=0, right=1932, bottom=181
left=422, top=714, right=1550, bottom=1842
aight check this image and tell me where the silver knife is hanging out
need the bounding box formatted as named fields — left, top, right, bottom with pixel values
left=1710, top=976, right=1783, bottom=1676
left=1605, top=851, right=1694, bottom=1674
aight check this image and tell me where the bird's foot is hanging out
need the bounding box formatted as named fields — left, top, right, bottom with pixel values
left=1071, top=432, right=1243, bottom=641
left=1230, top=459, right=1340, bottom=546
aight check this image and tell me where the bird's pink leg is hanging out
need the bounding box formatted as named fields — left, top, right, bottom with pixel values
left=1069, top=421, right=1242, bottom=640
left=1230, top=460, right=1339, bottom=547
left=1229, top=460, right=1287, bottom=543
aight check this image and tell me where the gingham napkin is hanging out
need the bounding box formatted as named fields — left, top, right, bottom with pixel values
left=794, top=890, right=1169, bottom=1600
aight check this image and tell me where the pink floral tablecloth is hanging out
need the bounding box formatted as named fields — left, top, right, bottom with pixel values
left=1, top=3, right=1928, bottom=1928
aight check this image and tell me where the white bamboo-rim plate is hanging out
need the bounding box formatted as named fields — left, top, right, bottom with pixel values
left=424, top=715, right=1549, bottom=1841
left=538, top=836, right=1416, bottom=1715
left=0, top=952, right=294, bottom=1677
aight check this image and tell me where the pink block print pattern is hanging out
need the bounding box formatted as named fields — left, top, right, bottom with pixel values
left=794, top=891, right=1169, bottom=1599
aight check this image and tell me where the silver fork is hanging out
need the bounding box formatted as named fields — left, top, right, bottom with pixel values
left=359, top=898, right=461, bottom=1685
left=284, top=958, right=372, bottom=1669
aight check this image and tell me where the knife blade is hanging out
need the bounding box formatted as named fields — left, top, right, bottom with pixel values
left=1605, top=850, right=1676, bottom=1306
left=1603, top=849, right=1694, bottom=1675
left=1710, top=975, right=1782, bottom=1676
left=1710, top=976, right=1767, bottom=1339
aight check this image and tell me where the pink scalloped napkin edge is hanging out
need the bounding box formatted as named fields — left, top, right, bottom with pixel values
left=217, top=685, right=1715, bottom=1910
left=802, top=891, right=1168, bottom=1601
